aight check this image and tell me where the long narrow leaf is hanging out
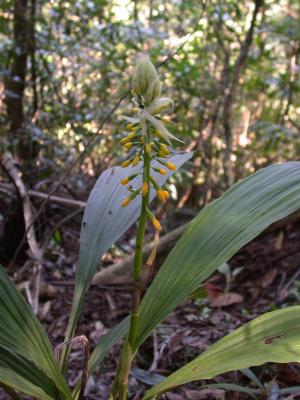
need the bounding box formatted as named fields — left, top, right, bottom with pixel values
left=0, top=345, right=58, bottom=400
left=0, top=368, right=54, bottom=400
left=143, top=306, right=300, bottom=398
left=0, top=266, right=70, bottom=399
left=136, top=162, right=300, bottom=349
left=240, top=368, right=264, bottom=390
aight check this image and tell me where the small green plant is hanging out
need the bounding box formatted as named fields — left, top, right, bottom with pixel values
left=2, top=57, right=300, bottom=400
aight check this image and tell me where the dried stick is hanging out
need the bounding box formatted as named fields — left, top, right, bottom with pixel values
left=92, top=223, right=188, bottom=285
left=55, top=335, right=89, bottom=400
left=28, top=189, right=85, bottom=208
left=92, top=209, right=300, bottom=285
left=0, top=182, right=85, bottom=208
left=2, top=152, right=43, bottom=313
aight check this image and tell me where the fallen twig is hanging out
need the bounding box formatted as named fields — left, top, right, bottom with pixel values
left=92, top=224, right=188, bottom=285
left=55, top=335, right=89, bottom=400
left=92, top=209, right=300, bottom=285
left=2, top=152, right=43, bottom=313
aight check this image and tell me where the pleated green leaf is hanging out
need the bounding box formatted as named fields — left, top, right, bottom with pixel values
left=143, top=306, right=300, bottom=398
left=136, top=162, right=300, bottom=349
left=0, top=265, right=71, bottom=399
left=0, top=345, right=59, bottom=400
left=65, top=152, right=192, bottom=344
left=0, top=369, right=54, bottom=400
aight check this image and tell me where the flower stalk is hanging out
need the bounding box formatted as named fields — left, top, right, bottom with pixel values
left=114, top=132, right=151, bottom=400
left=112, top=56, right=182, bottom=399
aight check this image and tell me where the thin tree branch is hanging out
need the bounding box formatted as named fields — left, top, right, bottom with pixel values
left=222, top=0, right=264, bottom=186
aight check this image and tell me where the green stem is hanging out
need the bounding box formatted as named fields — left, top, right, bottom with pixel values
left=114, top=132, right=151, bottom=400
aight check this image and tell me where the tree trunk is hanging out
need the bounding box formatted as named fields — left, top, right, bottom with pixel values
left=4, top=0, right=33, bottom=160
left=5, top=0, right=28, bottom=132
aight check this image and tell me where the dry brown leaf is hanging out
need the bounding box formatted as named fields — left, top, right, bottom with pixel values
left=261, top=268, right=277, bottom=288
left=210, top=292, right=243, bottom=307
left=204, top=283, right=223, bottom=300
left=275, top=230, right=285, bottom=250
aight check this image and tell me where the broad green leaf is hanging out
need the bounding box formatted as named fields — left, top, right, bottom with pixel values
left=0, top=345, right=58, bottom=400
left=136, top=162, right=300, bottom=349
left=143, top=306, right=300, bottom=398
left=0, top=266, right=70, bottom=399
left=65, top=152, right=192, bottom=343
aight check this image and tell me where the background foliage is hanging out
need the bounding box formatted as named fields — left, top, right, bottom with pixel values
left=1, top=0, right=299, bottom=201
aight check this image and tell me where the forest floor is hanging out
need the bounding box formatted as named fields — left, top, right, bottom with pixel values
left=1, top=194, right=300, bottom=399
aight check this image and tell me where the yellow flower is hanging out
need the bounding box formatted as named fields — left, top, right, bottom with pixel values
left=120, top=137, right=131, bottom=145
left=120, top=177, right=129, bottom=185
left=160, top=144, right=170, bottom=155
left=165, top=162, right=176, bottom=171
left=124, top=142, right=133, bottom=150
left=141, top=182, right=149, bottom=196
left=157, top=189, right=165, bottom=201
left=132, top=153, right=141, bottom=167
left=153, top=129, right=162, bottom=138
left=146, top=207, right=162, bottom=230
left=151, top=217, right=161, bottom=231
left=126, top=123, right=137, bottom=131
left=161, top=116, right=171, bottom=123
left=120, top=132, right=138, bottom=145
left=158, top=150, right=168, bottom=158
left=121, top=197, right=131, bottom=207
left=162, top=190, right=169, bottom=200
left=121, top=159, right=132, bottom=168
left=157, top=189, right=169, bottom=201
left=128, top=132, right=138, bottom=140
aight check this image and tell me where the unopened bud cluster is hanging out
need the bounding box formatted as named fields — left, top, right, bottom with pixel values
left=119, top=57, right=181, bottom=230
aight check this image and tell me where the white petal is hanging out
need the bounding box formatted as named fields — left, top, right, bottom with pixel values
left=149, top=97, right=174, bottom=114
left=143, top=111, right=184, bottom=144
left=119, top=115, right=139, bottom=123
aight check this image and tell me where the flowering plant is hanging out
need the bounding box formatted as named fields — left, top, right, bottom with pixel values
left=112, top=57, right=186, bottom=399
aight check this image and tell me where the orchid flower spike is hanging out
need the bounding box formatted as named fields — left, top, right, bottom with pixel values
left=119, top=55, right=183, bottom=214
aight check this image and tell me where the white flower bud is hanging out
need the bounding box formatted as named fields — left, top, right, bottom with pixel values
left=132, top=56, right=161, bottom=105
